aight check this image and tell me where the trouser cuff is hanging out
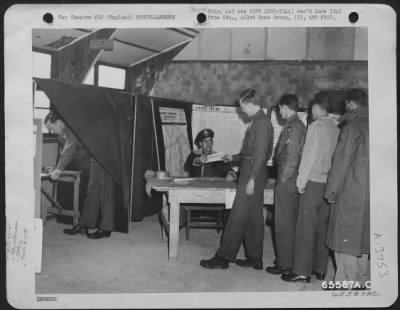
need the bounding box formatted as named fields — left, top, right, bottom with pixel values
left=216, top=251, right=235, bottom=262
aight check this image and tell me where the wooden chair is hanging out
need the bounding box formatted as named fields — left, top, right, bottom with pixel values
left=184, top=204, right=225, bottom=241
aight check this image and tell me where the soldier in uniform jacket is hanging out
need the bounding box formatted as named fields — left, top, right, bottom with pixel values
left=266, top=94, right=306, bottom=275
left=200, top=88, right=274, bottom=270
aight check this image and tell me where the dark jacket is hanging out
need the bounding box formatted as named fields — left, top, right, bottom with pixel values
left=56, top=127, right=90, bottom=173
left=184, top=151, right=233, bottom=178
left=324, top=106, right=370, bottom=256
left=274, top=114, right=306, bottom=182
left=232, top=109, right=274, bottom=180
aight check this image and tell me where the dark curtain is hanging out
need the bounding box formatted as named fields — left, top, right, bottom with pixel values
left=131, top=95, right=193, bottom=221
left=36, top=78, right=196, bottom=224
left=130, top=95, right=162, bottom=221
left=35, top=78, right=132, bottom=232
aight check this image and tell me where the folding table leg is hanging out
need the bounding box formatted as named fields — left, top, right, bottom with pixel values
left=186, top=208, right=191, bottom=241
left=168, top=197, right=180, bottom=259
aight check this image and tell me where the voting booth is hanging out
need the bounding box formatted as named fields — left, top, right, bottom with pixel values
left=35, top=78, right=197, bottom=231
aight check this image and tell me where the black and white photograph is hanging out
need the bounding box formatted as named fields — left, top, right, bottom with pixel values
left=4, top=4, right=397, bottom=309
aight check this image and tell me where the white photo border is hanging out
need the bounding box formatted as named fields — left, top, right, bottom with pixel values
left=4, top=3, right=398, bottom=308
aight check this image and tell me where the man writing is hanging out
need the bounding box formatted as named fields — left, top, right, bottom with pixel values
left=45, top=111, right=90, bottom=182
left=44, top=111, right=90, bottom=218
left=45, top=111, right=116, bottom=239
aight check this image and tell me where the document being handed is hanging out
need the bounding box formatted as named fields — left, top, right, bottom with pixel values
left=205, top=152, right=225, bottom=163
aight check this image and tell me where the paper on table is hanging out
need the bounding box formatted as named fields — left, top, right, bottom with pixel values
left=171, top=177, right=196, bottom=183
left=225, top=188, right=236, bottom=209
left=205, top=152, right=225, bottom=163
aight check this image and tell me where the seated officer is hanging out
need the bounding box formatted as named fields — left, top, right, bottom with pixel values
left=184, top=128, right=236, bottom=180
left=183, top=128, right=236, bottom=227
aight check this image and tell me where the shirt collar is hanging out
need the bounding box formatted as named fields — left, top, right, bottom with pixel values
left=286, top=113, right=299, bottom=123
left=251, top=109, right=264, bottom=120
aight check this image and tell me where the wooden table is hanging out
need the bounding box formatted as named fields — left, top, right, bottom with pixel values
left=41, top=171, right=81, bottom=226
left=147, top=177, right=275, bottom=259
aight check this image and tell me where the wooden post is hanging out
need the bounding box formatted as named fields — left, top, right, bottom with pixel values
left=51, top=28, right=117, bottom=84
left=72, top=174, right=81, bottom=226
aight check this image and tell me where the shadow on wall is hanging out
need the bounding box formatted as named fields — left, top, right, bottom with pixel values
left=152, top=62, right=368, bottom=108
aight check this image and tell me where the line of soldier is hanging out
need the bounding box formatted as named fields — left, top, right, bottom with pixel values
left=196, top=88, right=369, bottom=287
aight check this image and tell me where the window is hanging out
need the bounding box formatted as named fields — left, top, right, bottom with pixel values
left=33, top=52, right=51, bottom=78
left=98, top=65, right=126, bottom=90
left=83, top=66, right=95, bottom=85
left=33, top=51, right=52, bottom=133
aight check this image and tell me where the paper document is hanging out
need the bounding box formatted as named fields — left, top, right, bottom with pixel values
left=205, top=152, right=225, bottom=163
left=171, top=177, right=196, bottom=184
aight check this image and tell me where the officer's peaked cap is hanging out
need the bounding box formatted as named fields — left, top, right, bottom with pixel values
left=195, top=128, right=214, bottom=146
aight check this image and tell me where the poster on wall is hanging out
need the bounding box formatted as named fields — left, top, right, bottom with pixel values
left=159, top=107, right=190, bottom=176
left=191, top=104, right=249, bottom=157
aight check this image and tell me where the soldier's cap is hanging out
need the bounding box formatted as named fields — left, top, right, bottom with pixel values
left=195, top=128, right=214, bottom=146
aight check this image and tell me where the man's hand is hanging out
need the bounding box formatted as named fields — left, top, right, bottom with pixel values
left=193, top=154, right=207, bottom=166
left=225, top=171, right=236, bottom=182
left=222, top=154, right=232, bottom=163
left=198, top=154, right=207, bottom=164
left=50, top=169, right=62, bottom=180
left=246, top=178, right=255, bottom=195
left=297, top=186, right=306, bottom=194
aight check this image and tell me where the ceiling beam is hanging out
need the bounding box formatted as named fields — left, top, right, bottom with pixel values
left=78, top=28, right=162, bottom=53
left=184, top=28, right=200, bottom=35
left=129, top=39, right=191, bottom=68
left=32, top=46, right=54, bottom=55
left=97, top=60, right=128, bottom=70
left=167, top=28, right=198, bottom=39
left=114, top=38, right=161, bottom=53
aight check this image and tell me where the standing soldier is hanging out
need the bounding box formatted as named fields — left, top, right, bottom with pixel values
left=266, top=94, right=306, bottom=275
left=324, top=89, right=370, bottom=285
left=199, top=88, right=274, bottom=270
left=281, top=94, right=339, bottom=282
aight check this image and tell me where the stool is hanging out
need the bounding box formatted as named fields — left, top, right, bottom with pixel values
left=185, top=204, right=225, bottom=240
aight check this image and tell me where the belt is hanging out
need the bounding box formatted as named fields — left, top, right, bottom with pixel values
left=242, top=156, right=252, bottom=160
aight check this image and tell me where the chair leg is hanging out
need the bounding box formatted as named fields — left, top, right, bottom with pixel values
left=217, top=210, right=223, bottom=234
left=158, top=212, right=164, bottom=240
left=186, top=208, right=191, bottom=241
